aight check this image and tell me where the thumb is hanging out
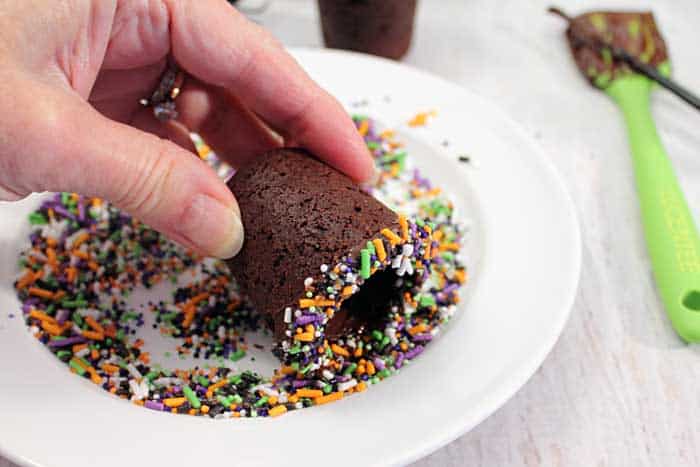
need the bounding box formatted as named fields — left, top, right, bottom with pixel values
left=3, top=82, right=243, bottom=259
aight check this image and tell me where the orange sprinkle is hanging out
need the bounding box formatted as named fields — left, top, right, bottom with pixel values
left=314, top=391, right=344, bottom=405
left=288, top=395, right=300, bottom=404
left=72, top=250, right=90, bottom=260
left=439, top=243, right=460, bottom=252
left=366, top=361, right=376, bottom=376
left=46, top=237, right=57, bottom=248
left=164, top=397, right=187, bottom=408
left=104, top=325, right=117, bottom=338
left=372, top=238, right=387, bottom=262
left=85, top=315, right=105, bottom=334
left=200, top=405, right=210, bottom=414
left=341, top=286, right=354, bottom=297
left=87, top=261, right=99, bottom=271
left=381, top=228, right=401, bottom=246
left=66, top=267, right=77, bottom=283
left=47, top=208, right=55, bottom=221
left=72, top=232, right=90, bottom=249
left=400, top=342, right=409, bottom=352
left=427, top=187, right=442, bottom=196
left=408, top=324, right=428, bottom=336
left=408, top=110, right=436, bottom=127
left=268, top=405, right=287, bottom=417
left=206, top=379, right=228, bottom=398
left=433, top=230, right=444, bottom=241
left=72, top=343, right=88, bottom=354
left=28, top=287, right=55, bottom=299
left=268, top=396, right=278, bottom=405
left=398, top=215, right=409, bottom=241
left=29, top=309, right=57, bottom=325
left=358, top=119, right=369, bottom=137
left=453, top=269, right=467, bottom=284
left=295, top=388, right=323, bottom=398
left=91, top=198, right=102, bottom=207
left=423, top=242, right=431, bottom=260
left=280, top=366, right=296, bottom=375
left=182, top=309, right=195, bottom=329
left=186, top=292, right=210, bottom=308
left=356, top=382, right=367, bottom=392
left=299, top=298, right=335, bottom=308
left=41, top=321, right=63, bottom=336
left=138, top=352, right=150, bottom=364
left=52, top=290, right=66, bottom=302
left=294, top=332, right=314, bottom=342
left=330, top=344, right=349, bottom=357
left=102, top=363, right=120, bottom=374
left=353, top=346, right=363, bottom=357
left=16, top=270, right=36, bottom=290
left=379, top=129, right=395, bottom=139
left=81, top=330, right=104, bottom=341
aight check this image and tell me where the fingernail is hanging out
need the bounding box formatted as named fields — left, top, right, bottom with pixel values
left=369, top=167, right=382, bottom=186
left=178, top=194, right=244, bottom=259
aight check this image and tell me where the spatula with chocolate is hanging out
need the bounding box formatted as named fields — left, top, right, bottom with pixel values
left=552, top=8, right=700, bottom=343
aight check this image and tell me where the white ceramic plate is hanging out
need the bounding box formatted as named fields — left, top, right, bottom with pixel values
left=0, top=49, right=580, bottom=467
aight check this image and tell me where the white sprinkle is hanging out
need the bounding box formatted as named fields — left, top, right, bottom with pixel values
left=337, top=379, right=358, bottom=392
left=391, top=254, right=403, bottom=269
left=402, top=244, right=414, bottom=257
left=284, top=308, right=292, bottom=323
left=217, top=325, right=226, bottom=339
left=74, top=347, right=90, bottom=358
left=126, top=363, right=142, bottom=379
left=320, top=264, right=328, bottom=273
left=304, top=277, right=314, bottom=287
left=322, top=370, right=335, bottom=380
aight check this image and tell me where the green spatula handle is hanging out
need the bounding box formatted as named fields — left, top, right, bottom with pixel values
left=607, top=74, right=700, bottom=342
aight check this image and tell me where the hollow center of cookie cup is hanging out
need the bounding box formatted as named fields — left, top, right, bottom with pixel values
left=324, top=268, right=411, bottom=338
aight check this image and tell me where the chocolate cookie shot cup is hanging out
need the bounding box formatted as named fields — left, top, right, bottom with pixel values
left=226, top=149, right=434, bottom=362
left=317, top=0, right=418, bottom=60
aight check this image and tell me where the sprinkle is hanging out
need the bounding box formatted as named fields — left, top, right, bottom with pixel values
left=314, top=391, right=344, bottom=406
left=381, top=228, right=401, bottom=246
left=183, top=386, right=201, bottom=409
left=360, top=249, right=371, bottom=279
left=295, top=388, right=323, bottom=398
left=372, top=239, right=387, bottom=262
left=268, top=405, right=287, bottom=417
left=331, top=344, right=350, bottom=357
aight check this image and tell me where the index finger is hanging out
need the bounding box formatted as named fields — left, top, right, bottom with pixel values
left=164, top=0, right=375, bottom=182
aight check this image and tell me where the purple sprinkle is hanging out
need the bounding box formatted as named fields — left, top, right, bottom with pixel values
left=395, top=353, right=405, bottom=369
left=21, top=303, right=32, bottom=314
left=292, top=380, right=311, bottom=389
left=145, top=400, right=164, bottom=411
left=405, top=345, right=425, bottom=360
left=412, top=333, right=433, bottom=342
left=78, top=200, right=86, bottom=222
left=443, top=284, right=459, bottom=295
left=55, top=309, right=70, bottom=325
left=48, top=336, right=86, bottom=348
left=295, top=315, right=318, bottom=326
left=53, top=205, right=76, bottom=220
left=373, top=357, right=385, bottom=371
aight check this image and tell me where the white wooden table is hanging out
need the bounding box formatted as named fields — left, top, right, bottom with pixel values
left=3, top=0, right=700, bottom=466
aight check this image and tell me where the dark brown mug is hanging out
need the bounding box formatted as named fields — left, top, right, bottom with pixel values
left=317, top=0, right=418, bottom=60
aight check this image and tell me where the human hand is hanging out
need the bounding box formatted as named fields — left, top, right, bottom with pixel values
left=0, top=0, right=374, bottom=258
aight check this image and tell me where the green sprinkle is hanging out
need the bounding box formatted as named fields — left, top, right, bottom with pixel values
left=116, top=329, right=125, bottom=341
left=352, top=114, right=368, bottom=121
left=323, top=384, right=333, bottom=394
left=301, top=363, right=314, bottom=374
left=416, top=218, right=425, bottom=227
left=372, top=330, right=383, bottom=341
left=28, top=212, right=47, bottom=225
left=229, top=349, right=246, bottom=361
left=380, top=335, right=391, bottom=349
left=61, top=192, right=69, bottom=205
left=68, top=359, right=86, bottom=376
left=628, top=19, right=640, bottom=38
left=255, top=396, right=269, bottom=407
left=198, top=376, right=210, bottom=387
left=230, top=394, right=243, bottom=404
left=343, top=363, right=357, bottom=375
left=419, top=295, right=437, bottom=307
left=146, top=371, right=158, bottom=381
left=229, top=374, right=243, bottom=385
left=589, top=13, right=606, bottom=32
left=72, top=312, right=84, bottom=327
left=56, top=350, right=72, bottom=359
left=594, top=72, right=612, bottom=88
left=360, top=249, right=371, bottom=279
left=160, top=312, right=177, bottom=322
left=366, top=241, right=375, bottom=254
left=378, top=369, right=391, bottom=379
left=182, top=386, right=201, bottom=409
left=366, top=141, right=380, bottom=150
left=62, top=299, right=87, bottom=309
left=600, top=48, right=612, bottom=66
